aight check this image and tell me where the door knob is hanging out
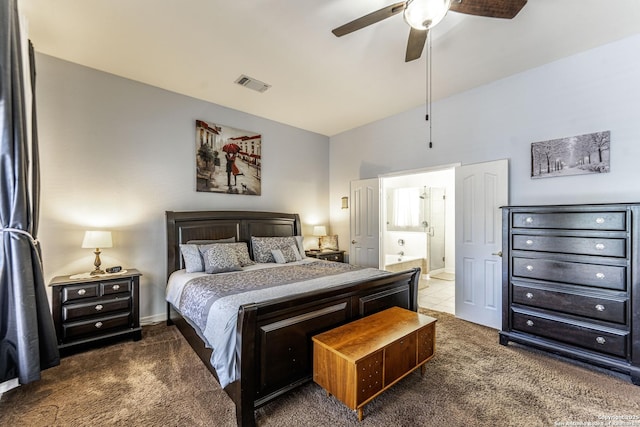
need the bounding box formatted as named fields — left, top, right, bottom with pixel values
left=491, top=251, right=503, bottom=257
left=351, top=240, right=357, bottom=244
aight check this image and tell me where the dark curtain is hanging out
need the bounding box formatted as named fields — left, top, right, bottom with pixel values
left=0, top=0, right=59, bottom=384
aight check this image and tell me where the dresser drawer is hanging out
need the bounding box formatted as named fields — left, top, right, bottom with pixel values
left=63, top=312, right=131, bottom=340
left=62, top=283, right=99, bottom=302
left=101, top=279, right=131, bottom=295
left=513, top=257, right=626, bottom=291
left=512, top=310, right=628, bottom=357
left=512, top=235, right=626, bottom=258
left=512, top=212, right=626, bottom=231
left=62, top=297, right=131, bottom=322
left=512, top=284, right=627, bottom=324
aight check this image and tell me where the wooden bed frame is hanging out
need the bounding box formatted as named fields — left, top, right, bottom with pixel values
left=165, top=210, right=420, bottom=427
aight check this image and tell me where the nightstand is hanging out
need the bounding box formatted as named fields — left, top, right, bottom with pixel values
left=49, top=269, right=142, bottom=353
left=305, top=250, right=345, bottom=263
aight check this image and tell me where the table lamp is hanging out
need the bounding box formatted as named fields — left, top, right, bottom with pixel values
left=82, top=230, right=113, bottom=275
left=313, top=225, right=327, bottom=251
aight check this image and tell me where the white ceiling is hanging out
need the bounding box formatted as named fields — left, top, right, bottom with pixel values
left=19, top=0, right=640, bottom=136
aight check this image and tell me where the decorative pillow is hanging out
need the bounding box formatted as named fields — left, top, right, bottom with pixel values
left=271, top=245, right=302, bottom=264
left=226, top=242, right=255, bottom=266
left=251, top=236, right=299, bottom=263
left=180, top=237, right=237, bottom=272
left=201, top=244, right=242, bottom=274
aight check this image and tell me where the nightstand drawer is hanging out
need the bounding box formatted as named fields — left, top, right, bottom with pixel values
left=62, top=283, right=99, bottom=302
left=63, top=297, right=131, bottom=322
left=101, top=279, right=131, bottom=295
left=63, top=313, right=131, bottom=340
left=319, top=253, right=344, bottom=262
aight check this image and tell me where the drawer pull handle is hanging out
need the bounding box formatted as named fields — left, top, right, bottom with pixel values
left=526, top=265, right=534, bottom=271
left=526, top=320, right=534, bottom=327
left=596, top=336, right=606, bottom=345
left=596, top=217, right=605, bottom=224
left=95, top=304, right=104, bottom=311
left=596, top=272, right=605, bottom=279
left=525, top=239, right=533, bottom=245
left=595, top=304, right=605, bottom=312
left=77, top=289, right=86, bottom=296
left=112, top=284, right=120, bottom=291
left=95, top=321, right=103, bottom=329
left=525, top=217, right=534, bottom=224
left=595, top=243, right=605, bottom=250
left=525, top=292, right=534, bottom=299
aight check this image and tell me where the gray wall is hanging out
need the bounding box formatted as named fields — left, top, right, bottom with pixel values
left=329, top=35, right=640, bottom=251
left=36, top=54, right=330, bottom=322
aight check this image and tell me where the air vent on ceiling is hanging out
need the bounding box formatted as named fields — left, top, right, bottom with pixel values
left=234, top=74, right=271, bottom=93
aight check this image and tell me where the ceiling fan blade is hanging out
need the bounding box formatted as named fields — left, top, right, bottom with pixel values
left=332, top=1, right=407, bottom=37
left=405, top=27, right=428, bottom=62
left=449, top=0, right=527, bottom=19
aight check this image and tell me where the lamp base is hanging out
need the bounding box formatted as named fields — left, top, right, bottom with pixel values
left=90, top=249, right=104, bottom=276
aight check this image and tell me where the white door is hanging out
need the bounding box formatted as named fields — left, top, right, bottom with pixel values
left=350, top=178, right=380, bottom=267
left=455, top=159, right=508, bottom=329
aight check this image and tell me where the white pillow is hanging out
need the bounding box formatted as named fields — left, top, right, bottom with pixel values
left=295, top=236, right=306, bottom=258
left=179, top=244, right=205, bottom=273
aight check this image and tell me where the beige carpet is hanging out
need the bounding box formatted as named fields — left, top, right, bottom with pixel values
left=2, top=310, right=639, bottom=426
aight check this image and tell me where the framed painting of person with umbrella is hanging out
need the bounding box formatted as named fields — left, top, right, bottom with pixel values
left=195, top=119, right=262, bottom=195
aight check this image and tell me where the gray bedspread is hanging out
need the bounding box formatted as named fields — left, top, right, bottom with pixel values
left=177, top=260, right=390, bottom=388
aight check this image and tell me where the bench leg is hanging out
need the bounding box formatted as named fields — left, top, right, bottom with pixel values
left=357, top=407, right=364, bottom=421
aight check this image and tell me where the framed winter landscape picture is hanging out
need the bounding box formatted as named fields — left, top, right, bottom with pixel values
left=195, top=119, right=261, bottom=195
left=531, top=131, right=610, bottom=179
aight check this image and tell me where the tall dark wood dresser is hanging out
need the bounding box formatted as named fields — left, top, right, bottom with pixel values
left=500, top=203, right=640, bottom=384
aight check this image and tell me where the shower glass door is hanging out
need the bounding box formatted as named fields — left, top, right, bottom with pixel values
left=426, top=187, right=446, bottom=272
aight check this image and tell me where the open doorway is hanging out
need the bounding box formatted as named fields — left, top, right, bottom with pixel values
left=380, top=166, right=455, bottom=314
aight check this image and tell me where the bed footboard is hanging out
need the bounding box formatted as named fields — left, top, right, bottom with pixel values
left=232, top=267, right=420, bottom=427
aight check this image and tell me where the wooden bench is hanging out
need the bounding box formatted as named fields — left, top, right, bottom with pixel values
left=312, top=306, right=437, bottom=421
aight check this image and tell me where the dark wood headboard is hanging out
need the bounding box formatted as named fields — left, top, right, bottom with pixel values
left=166, top=211, right=302, bottom=277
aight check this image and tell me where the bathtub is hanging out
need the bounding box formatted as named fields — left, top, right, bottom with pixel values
left=383, top=255, right=425, bottom=274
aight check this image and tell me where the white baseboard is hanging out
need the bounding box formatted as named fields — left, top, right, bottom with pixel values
left=140, top=312, right=166, bottom=326
left=0, top=378, right=19, bottom=395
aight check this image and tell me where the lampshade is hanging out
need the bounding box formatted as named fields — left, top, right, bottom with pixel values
left=82, top=231, right=113, bottom=249
left=404, top=0, right=451, bottom=30
left=313, top=226, right=327, bottom=237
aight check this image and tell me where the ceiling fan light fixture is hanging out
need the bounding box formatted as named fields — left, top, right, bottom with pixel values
left=403, top=0, right=451, bottom=30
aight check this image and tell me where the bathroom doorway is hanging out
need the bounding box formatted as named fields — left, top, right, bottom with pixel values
left=381, top=166, right=456, bottom=313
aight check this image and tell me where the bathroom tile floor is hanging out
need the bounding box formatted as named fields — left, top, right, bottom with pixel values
left=418, top=276, right=455, bottom=314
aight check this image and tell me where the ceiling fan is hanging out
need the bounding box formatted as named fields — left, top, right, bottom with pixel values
left=332, top=0, right=527, bottom=62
